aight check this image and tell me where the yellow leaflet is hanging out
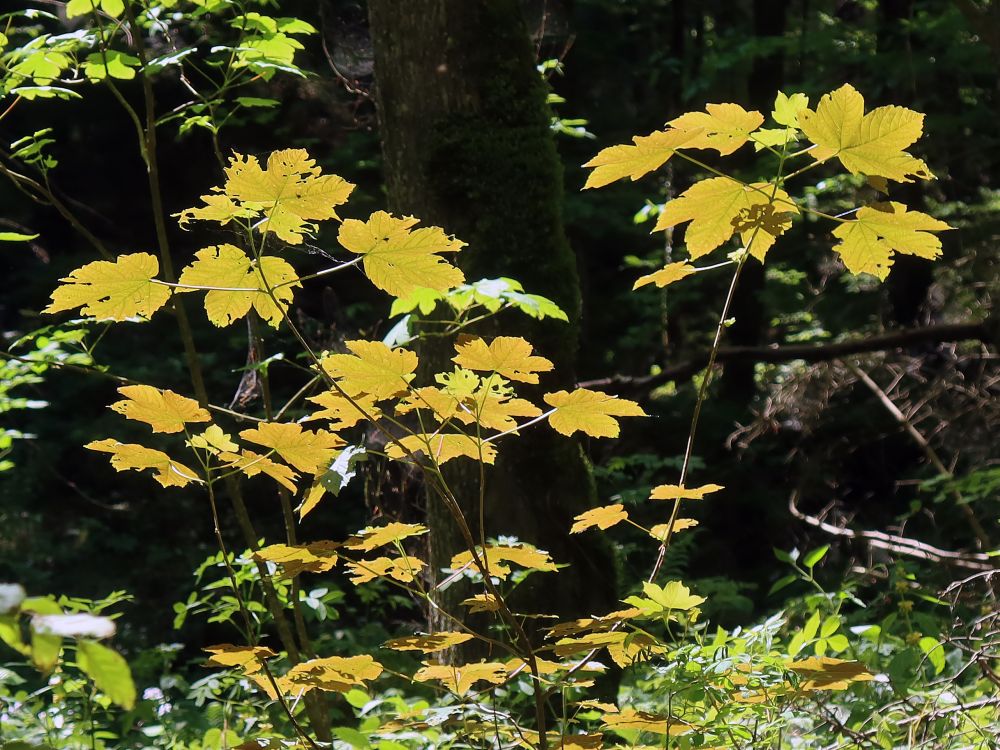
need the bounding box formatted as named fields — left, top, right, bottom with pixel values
left=831, top=202, right=951, bottom=280
left=582, top=128, right=700, bottom=189
left=570, top=504, right=629, bottom=534
left=667, top=102, right=764, bottom=155
left=204, top=644, right=276, bottom=675
left=649, top=518, right=698, bottom=541
left=188, top=425, right=238, bottom=454
left=452, top=336, right=553, bottom=384
left=633, top=261, right=696, bottom=290
left=45, top=252, right=170, bottom=322
left=462, top=593, right=501, bottom=612
left=320, top=340, right=418, bottom=400
left=449, top=544, right=557, bottom=581
left=86, top=438, right=199, bottom=488
left=110, top=385, right=210, bottom=434
left=219, top=449, right=298, bottom=492
left=602, top=708, right=695, bottom=736
left=338, top=211, right=465, bottom=297
left=799, top=84, right=932, bottom=182
left=386, top=433, right=497, bottom=465
left=649, top=483, right=723, bottom=500
left=175, top=244, right=300, bottom=328
left=786, top=657, right=874, bottom=691
left=344, top=522, right=429, bottom=552
left=178, top=149, right=355, bottom=245
left=253, top=542, right=339, bottom=577
left=625, top=581, right=706, bottom=615
left=772, top=91, right=809, bottom=128
left=238, top=422, right=343, bottom=475
left=281, top=654, right=383, bottom=695
left=654, top=178, right=798, bottom=260
left=413, top=661, right=508, bottom=696
left=345, top=555, right=425, bottom=585
left=544, top=388, right=646, bottom=438
left=384, top=632, right=474, bottom=653
left=306, top=391, right=381, bottom=429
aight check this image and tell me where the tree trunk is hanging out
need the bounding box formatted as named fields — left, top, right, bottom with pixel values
left=366, top=0, right=618, bottom=646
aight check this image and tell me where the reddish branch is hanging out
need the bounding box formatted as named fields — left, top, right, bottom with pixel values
left=578, top=319, right=996, bottom=394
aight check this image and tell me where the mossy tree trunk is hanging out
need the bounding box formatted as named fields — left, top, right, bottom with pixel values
left=366, top=0, right=618, bottom=644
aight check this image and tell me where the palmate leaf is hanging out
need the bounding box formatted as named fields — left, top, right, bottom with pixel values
left=449, top=544, right=557, bottom=580
left=338, top=211, right=465, bottom=297
left=253, top=542, right=339, bottom=577
left=452, top=336, right=554, bottom=384
left=343, top=522, right=429, bottom=553
left=175, top=244, right=300, bottom=328
left=45, top=253, right=171, bottom=322
left=625, top=581, right=706, bottom=615
left=345, top=555, right=425, bottom=584
left=544, top=388, right=646, bottom=438
left=203, top=644, right=277, bottom=675
left=305, top=391, right=382, bottom=429
left=633, top=261, right=696, bottom=290
left=385, top=433, right=497, bottom=465
left=320, top=340, right=418, bottom=400
left=666, top=102, right=764, bottom=155
left=86, top=439, right=199, bottom=488
left=385, top=632, right=475, bottom=653
left=270, top=654, right=383, bottom=697
left=220, top=449, right=298, bottom=492
left=649, top=483, right=724, bottom=501
left=799, top=84, right=932, bottom=182
left=582, top=128, right=700, bottom=189
left=570, top=503, right=629, bottom=534
left=830, top=202, right=951, bottom=280
left=177, top=149, right=355, bottom=245
left=413, top=661, right=508, bottom=696
left=109, top=385, right=210, bottom=434
left=238, top=422, right=343, bottom=475
left=653, top=178, right=798, bottom=260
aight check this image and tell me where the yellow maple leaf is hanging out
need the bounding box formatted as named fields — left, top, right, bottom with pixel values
left=452, top=336, right=554, bottom=384
left=570, top=504, right=629, bottom=534
left=204, top=644, right=277, bottom=675
left=625, top=581, right=706, bottom=614
left=449, top=544, right=557, bottom=580
left=344, top=522, right=429, bottom=552
left=109, top=385, right=210, bottom=434
left=253, top=542, right=339, bottom=577
left=799, top=84, right=932, bottom=182
left=462, top=395, right=541, bottom=432
left=649, top=483, right=723, bottom=501
left=653, top=178, right=799, bottom=260
left=86, top=438, right=199, bottom=488
left=582, top=128, right=700, bottom=189
left=45, top=253, right=171, bottom=322
left=175, top=244, right=300, bottom=328
left=385, top=433, right=497, bottom=465
left=667, top=103, right=764, bottom=155
left=544, top=388, right=646, bottom=438
left=178, top=149, right=355, bottom=245
left=395, top=386, right=462, bottom=422
left=461, top=593, right=501, bottom=613
left=306, top=391, right=382, bottom=429
left=338, top=211, right=465, bottom=297
left=219, top=449, right=298, bottom=492
left=830, top=202, right=951, bottom=280
left=384, top=632, right=475, bottom=653
left=786, top=656, right=874, bottom=691
left=238, top=422, right=343, bottom=475
left=345, top=555, right=425, bottom=585
left=649, top=518, right=698, bottom=541
left=633, top=261, right=697, bottom=290
left=602, top=708, right=694, bottom=736
left=188, top=425, right=239, bottom=454
left=320, top=340, right=418, bottom=400
left=281, top=654, right=383, bottom=694
left=413, top=661, right=508, bottom=695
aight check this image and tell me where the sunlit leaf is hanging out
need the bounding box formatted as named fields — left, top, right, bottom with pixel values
left=633, top=261, right=696, bottom=290
left=238, top=422, right=343, bottom=474
left=220, top=449, right=298, bottom=492
left=306, top=391, right=381, bottom=429
left=320, top=340, right=418, bottom=400
left=582, top=129, right=700, bottom=189
left=786, top=656, right=874, bottom=691
left=667, top=103, right=764, bottom=155
left=77, top=641, right=135, bottom=709
left=188, top=425, right=239, bottom=454
left=204, top=644, right=277, bottom=675
left=344, top=523, right=429, bottom=553
left=570, top=504, right=628, bottom=534
left=385, top=433, right=497, bottom=465
left=45, top=253, right=170, bottom=322
left=452, top=336, right=553, bottom=384
left=649, top=483, right=723, bottom=501
left=345, top=555, right=425, bottom=585
left=253, top=542, right=339, bottom=577
left=449, top=544, right=557, bottom=581
left=413, top=661, right=508, bottom=695
left=384, top=632, right=474, bottom=653
left=109, top=385, right=210, bottom=434
left=544, top=389, right=646, bottom=438
left=86, top=439, right=199, bottom=488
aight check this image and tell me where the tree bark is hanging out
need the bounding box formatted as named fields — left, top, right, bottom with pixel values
left=366, top=0, right=618, bottom=645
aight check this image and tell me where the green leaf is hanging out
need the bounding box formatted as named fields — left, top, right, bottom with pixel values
left=802, top=611, right=821, bottom=640
left=820, top=615, right=841, bottom=638
left=918, top=637, right=945, bottom=674
left=768, top=574, right=797, bottom=595
left=803, top=545, right=829, bottom=569
left=77, top=640, right=136, bottom=709
left=0, top=232, right=38, bottom=242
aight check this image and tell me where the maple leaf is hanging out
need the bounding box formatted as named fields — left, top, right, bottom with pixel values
left=449, top=544, right=557, bottom=581
left=461, top=594, right=501, bottom=613
left=461, top=395, right=541, bottom=432
left=395, top=386, right=462, bottom=422
left=582, top=129, right=700, bottom=189
left=175, top=244, right=300, bottom=328
left=772, top=91, right=809, bottom=128
left=282, top=654, right=383, bottom=694
left=320, top=340, right=418, bottom=400
left=624, top=581, right=706, bottom=615
left=345, top=555, right=425, bottom=585
left=786, top=657, right=874, bottom=691
left=413, top=661, right=508, bottom=695
left=253, top=542, right=339, bottom=577
left=178, top=149, right=355, bottom=245
left=452, top=336, right=553, bottom=384
left=45, top=253, right=170, bottom=322
left=799, top=84, right=932, bottom=182
left=633, top=261, right=696, bottom=290
left=649, top=483, right=724, bottom=501
left=830, top=202, right=951, bottom=280
left=386, top=434, right=497, bottom=465
left=344, top=522, right=429, bottom=552
left=238, top=422, right=343, bottom=474
left=220, top=449, right=298, bottom=492
left=544, top=389, right=646, bottom=438
left=306, top=391, right=382, bottom=429
left=570, top=504, right=629, bottom=534
left=188, top=425, right=239, bottom=454
left=384, top=632, right=475, bottom=653
left=204, top=644, right=277, bottom=675
left=653, top=178, right=798, bottom=260
left=667, top=103, right=764, bottom=155
left=649, top=518, right=698, bottom=541
left=86, top=438, right=199, bottom=488
left=602, top=708, right=694, bottom=736
left=338, top=211, right=465, bottom=297
left=109, top=385, right=210, bottom=434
